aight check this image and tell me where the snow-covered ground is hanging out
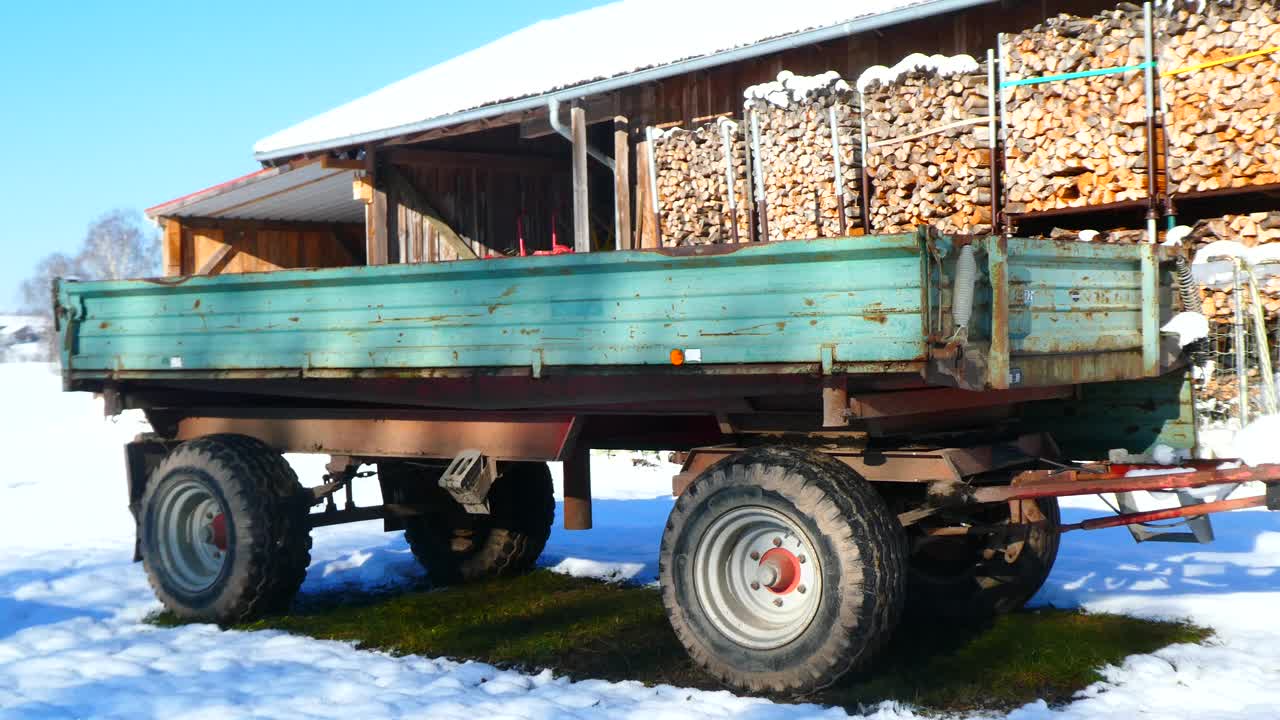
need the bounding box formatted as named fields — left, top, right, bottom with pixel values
left=1, top=361, right=1277, bottom=719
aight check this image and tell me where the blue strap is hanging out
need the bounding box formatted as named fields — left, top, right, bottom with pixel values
left=1000, top=62, right=1154, bottom=88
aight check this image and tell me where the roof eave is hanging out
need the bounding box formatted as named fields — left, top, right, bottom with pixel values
left=253, top=0, right=996, bottom=163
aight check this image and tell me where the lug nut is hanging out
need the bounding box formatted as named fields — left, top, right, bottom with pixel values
left=773, top=598, right=784, bottom=607
left=749, top=551, right=760, bottom=560
left=772, top=537, right=782, bottom=547
left=798, top=555, right=807, bottom=564
left=750, top=581, right=760, bottom=590
left=797, top=584, right=807, bottom=594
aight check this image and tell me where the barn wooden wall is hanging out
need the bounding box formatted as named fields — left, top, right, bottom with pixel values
left=162, top=218, right=364, bottom=276
left=383, top=0, right=1124, bottom=255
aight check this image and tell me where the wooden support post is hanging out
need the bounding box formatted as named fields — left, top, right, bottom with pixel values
left=562, top=447, right=593, bottom=530
left=571, top=104, right=590, bottom=253
left=162, top=218, right=183, bottom=277
left=634, top=139, right=658, bottom=248
left=364, top=150, right=390, bottom=266
left=614, top=116, right=632, bottom=250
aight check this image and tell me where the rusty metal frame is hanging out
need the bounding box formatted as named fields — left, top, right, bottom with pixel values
left=671, top=434, right=1058, bottom=495
left=176, top=413, right=581, bottom=462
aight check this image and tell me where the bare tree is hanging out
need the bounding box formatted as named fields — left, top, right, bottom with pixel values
left=19, top=252, right=85, bottom=316
left=15, top=209, right=159, bottom=363
left=77, top=209, right=160, bottom=281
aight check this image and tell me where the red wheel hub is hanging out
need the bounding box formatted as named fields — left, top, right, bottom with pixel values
left=758, top=547, right=802, bottom=594
left=210, top=513, right=228, bottom=551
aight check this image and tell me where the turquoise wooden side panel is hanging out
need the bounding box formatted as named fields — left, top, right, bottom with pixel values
left=1005, top=238, right=1145, bottom=355
left=58, top=235, right=929, bottom=374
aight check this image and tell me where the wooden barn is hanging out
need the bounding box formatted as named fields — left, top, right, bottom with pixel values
left=146, top=0, right=1161, bottom=277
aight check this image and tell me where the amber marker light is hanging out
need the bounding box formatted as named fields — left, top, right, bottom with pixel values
left=670, top=348, right=685, bottom=366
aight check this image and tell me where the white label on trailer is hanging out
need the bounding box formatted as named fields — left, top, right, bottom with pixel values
left=169, top=356, right=184, bottom=369
left=685, top=348, right=703, bottom=363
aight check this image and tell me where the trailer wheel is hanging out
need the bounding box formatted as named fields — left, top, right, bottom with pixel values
left=139, top=434, right=312, bottom=623
left=908, top=497, right=1060, bottom=619
left=394, top=461, right=555, bottom=585
left=660, top=446, right=907, bottom=694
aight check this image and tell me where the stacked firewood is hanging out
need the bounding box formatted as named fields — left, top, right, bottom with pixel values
left=1191, top=212, right=1280, bottom=321
left=744, top=71, right=862, bottom=241
left=652, top=119, right=751, bottom=246
left=861, top=55, right=994, bottom=235
left=1001, top=4, right=1153, bottom=214
left=1159, top=0, right=1280, bottom=195
left=1044, top=227, right=1149, bottom=243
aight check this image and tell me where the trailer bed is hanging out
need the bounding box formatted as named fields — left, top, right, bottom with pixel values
left=56, top=232, right=1172, bottom=394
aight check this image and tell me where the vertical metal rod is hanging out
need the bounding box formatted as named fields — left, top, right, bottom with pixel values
left=829, top=104, right=848, bottom=237
left=1245, top=264, right=1279, bottom=414
left=986, top=48, right=1000, bottom=236
left=996, top=33, right=1015, bottom=235
left=1143, top=1, right=1159, bottom=242
left=571, top=105, right=590, bottom=253
left=1233, top=259, right=1251, bottom=426
left=858, top=91, right=872, bottom=235
left=750, top=109, right=770, bottom=243
left=721, top=119, right=741, bottom=244
left=645, top=126, right=662, bottom=248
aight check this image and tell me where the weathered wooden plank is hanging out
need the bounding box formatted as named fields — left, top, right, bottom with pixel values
left=614, top=116, right=632, bottom=250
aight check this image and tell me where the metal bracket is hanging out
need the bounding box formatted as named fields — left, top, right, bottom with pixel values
left=438, top=449, right=496, bottom=514
left=1267, top=482, right=1280, bottom=511
left=1116, top=490, right=1214, bottom=543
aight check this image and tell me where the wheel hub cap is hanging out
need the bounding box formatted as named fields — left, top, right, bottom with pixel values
left=153, top=477, right=228, bottom=594
left=692, top=506, right=822, bottom=650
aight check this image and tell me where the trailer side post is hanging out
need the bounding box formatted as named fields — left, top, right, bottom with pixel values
left=562, top=447, right=593, bottom=530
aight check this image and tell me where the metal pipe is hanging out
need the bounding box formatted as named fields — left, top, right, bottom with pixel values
left=858, top=91, right=871, bottom=234
left=1234, top=259, right=1250, bottom=426
left=721, top=120, right=741, bottom=244
left=1061, top=495, right=1267, bottom=532
left=1143, top=1, right=1158, bottom=242
left=256, top=0, right=1000, bottom=162
left=829, top=105, right=848, bottom=237
left=972, top=465, right=1280, bottom=503
left=750, top=109, right=770, bottom=242
left=986, top=48, right=1000, bottom=235
left=549, top=98, right=615, bottom=171
left=996, top=33, right=1014, bottom=235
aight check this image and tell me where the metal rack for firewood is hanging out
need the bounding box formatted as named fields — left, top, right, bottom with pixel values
left=996, top=2, right=1162, bottom=243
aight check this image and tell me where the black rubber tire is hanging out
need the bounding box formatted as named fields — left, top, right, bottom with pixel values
left=392, top=461, right=555, bottom=586
left=659, top=446, right=908, bottom=695
left=908, top=497, right=1061, bottom=619
left=139, top=434, right=312, bottom=623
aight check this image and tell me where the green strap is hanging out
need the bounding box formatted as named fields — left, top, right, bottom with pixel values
left=1000, top=61, right=1154, bottom=88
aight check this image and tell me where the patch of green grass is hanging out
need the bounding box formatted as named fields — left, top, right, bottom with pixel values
left=151, top=571, right=1210, bottom=713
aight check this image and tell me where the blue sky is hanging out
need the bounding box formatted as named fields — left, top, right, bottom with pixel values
left=0, top=0, right=608, bottom=309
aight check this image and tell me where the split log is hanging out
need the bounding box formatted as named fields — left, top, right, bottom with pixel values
left=1001, top=4, right=1153, bottom=215
left=744, top=71, right=862, bottom=242
left=1190, top=211, right=1280, bottom=322
left=1044, top=227, right=1149, bottom=244
left=1159, top=0, right=1280, bottom=196
left=861, top=55, right=994, bottom=235
left=652, top=119, right=751, bottom=246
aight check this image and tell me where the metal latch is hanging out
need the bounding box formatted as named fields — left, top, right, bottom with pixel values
left=438, top=449, right=496, bottom=514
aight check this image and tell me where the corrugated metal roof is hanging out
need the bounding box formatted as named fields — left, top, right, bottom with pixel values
left=253, top=0, right=994, bottom=161
left=147, top=162, right=363, bottom=224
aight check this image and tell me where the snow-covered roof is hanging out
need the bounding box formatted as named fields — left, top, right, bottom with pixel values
left=253, top=0, right=993, bottom=161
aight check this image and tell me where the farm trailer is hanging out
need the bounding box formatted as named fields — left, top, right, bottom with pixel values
left=55, top=230, right=1280, bottom=693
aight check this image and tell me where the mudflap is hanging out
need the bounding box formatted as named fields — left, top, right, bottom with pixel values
left=124, top=435, right=178, bottom=561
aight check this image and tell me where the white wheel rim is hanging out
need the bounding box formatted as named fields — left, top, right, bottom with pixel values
left=692, top=506, right=822, bottom=650
left=154, top=476, right=227, bottom=594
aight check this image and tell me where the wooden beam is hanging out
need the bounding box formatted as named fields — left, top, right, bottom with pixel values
left=364, top=150, right=389, bottom=266
left=387, top=148, right=564, bottom=175
left=195, top=243, right=236, bottom=276
left=384, top=166, right=477, bottom=260
left=321, top=156, right=366, bottom=170
left=614, top=116, right=632, bottom=250
left=162, top=218, right=183, bottom=277
left=634, top=139, right=658, bottom=248
left=382, top=110, right=528, bottom=147
left=571, top=105, right=590, bottom=253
